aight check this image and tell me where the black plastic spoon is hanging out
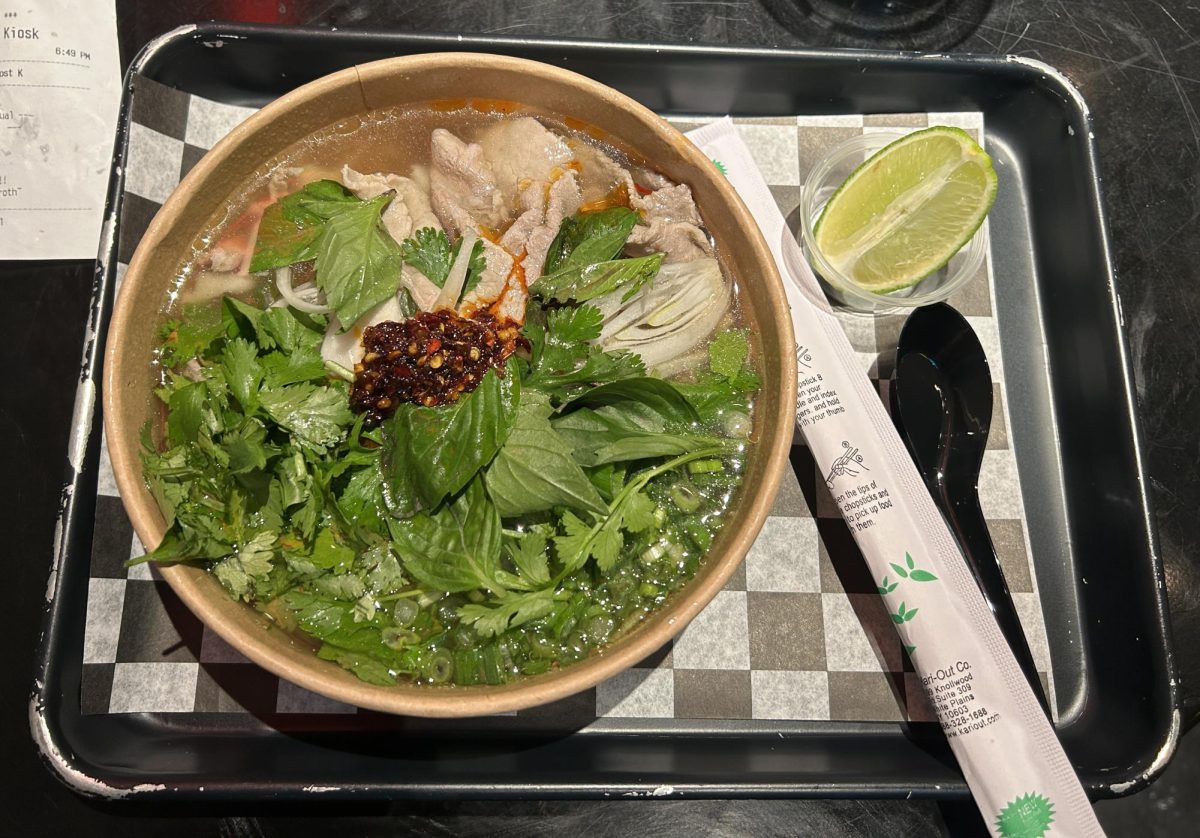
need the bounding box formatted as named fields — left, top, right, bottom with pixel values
left=890, top=303, right=1049, bottom=715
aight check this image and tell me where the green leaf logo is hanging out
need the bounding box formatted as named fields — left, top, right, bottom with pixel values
left=712, top=158, right=728, bottom=175
left=904, top=644, right=917, bottom=656
left=995, top=792, right=1055, bottom=838
left=906, top=552, right=916, bottom=570
left=910, top=569, right=938, bottom=582
left=890, top=562, right=909, bottom=579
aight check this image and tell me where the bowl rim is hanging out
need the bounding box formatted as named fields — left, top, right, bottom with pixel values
left=103, top=52, right=797, bottom=717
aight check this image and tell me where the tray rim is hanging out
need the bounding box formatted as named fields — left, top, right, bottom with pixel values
left=30, top=22, right=1178, bottom=802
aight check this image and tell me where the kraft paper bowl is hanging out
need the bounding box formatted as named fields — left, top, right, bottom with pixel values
left=104, top=53, right=797, bottom=717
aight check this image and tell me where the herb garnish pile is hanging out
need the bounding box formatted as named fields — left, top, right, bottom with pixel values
left=143, top=182, right=760, bottom=687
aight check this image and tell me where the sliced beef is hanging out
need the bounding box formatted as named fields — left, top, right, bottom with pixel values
left=524, top=172, right=583, bottom=281
left=430, top=128, right=505, bottom=237
left=460, top=238, right=515, bottom=311
left=626, top=218, right=713, bottom=264
left=341, top=164, right=441, bottom=245
left=477, top=117, right=574, bottom=207
left=569, top=140, right=639, bottom=205
left=624, top=180, right=711, bottom=264
left=402, top=263, right=441, bottom=312
left=499, top=170, right=583, bottom=283
left=638, top=183, right=704, bottom=226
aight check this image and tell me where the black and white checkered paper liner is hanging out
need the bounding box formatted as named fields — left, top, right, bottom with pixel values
left=81, top=76, right=1054, bottom=723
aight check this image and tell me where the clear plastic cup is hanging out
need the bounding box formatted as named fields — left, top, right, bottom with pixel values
left=798, top=131, right=989, bottom=314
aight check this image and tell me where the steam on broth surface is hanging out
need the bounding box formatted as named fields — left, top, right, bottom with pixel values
left=145, top=102, right=761, bottom=687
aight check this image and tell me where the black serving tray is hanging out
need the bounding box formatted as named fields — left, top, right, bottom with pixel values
left=32, top=24, right=1177, bottom=800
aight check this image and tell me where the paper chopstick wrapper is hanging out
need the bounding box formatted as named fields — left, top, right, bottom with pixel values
left=687, top=119, right=1103, bottom=836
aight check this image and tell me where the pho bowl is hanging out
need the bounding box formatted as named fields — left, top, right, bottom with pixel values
left=105, top=53, right=797, bottom=717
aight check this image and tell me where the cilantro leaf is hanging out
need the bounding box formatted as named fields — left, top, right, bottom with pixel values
left=336, top=463, right=387, bottom=535
left=523, top=304, right=645, bottom=400
left=259, top=345, right=328, bottom=388
left=458, top=237, right=487, bottom=299
left=360, top=542, right=406, bottom=597
left=312, top=573, right=366, bottom=602
left=506, top=529, right=551, bottom=588
left=316, top=644, right=397, bottom=686
left=621, top=489, right=658, bottom=533
left=213, top=531, right=277, bottom=600
left=400, top=227, right=453, bottom=286
left=220, top=417, right=271, bottom=474
left=158, top=303, right=224, bottom=367
left=284, top=590, right=382, bottom=649
left=220, top=337, right=263, bottom=413
left=222, top=296, right=268, bottom=344
left=400, top=227, right=486, bottom=299
left=259, top=381, right=354, bottom=450
left=458, top=589, right=557, bottom=639
left=552, top=510, right=593, bottom=574
left=590, top=525, right=624, bottom=571
left=258, top=305, right=326, bottom=356
left=166, top=381, right=208, bottom=447
left=308, top=528, right=356, bottom=572
left=314, top=193, right=404, bottom=329
left=708, top=329, right=750, bottom=380
left=276, top=449, right=310, bottom=508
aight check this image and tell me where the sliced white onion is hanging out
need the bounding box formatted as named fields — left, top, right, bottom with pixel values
left=592, top=257, right=729, bottom=368
left=433, top=229, right=478, bottom=311
left=275, top=266, right=332, bottom=314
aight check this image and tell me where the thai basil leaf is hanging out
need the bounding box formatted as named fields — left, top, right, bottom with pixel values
left=281, top=179, right=360, bottom=222
left=313, top=193, right=404, bottom=329
left=381, top=360, right=521, bottom=517
left=250, top=201, right=323, bottom=273
left=533, top=253, right=662, bottom=304
left=588, top=433, right=726, bottom=466
left=250, top=180, right=360, bottom=273
left=553, top=407, right=719, bottom=466
left=560, top=376, right=699, bottom=426
left=387, top=478, right=505, bottom=593
left=483, top=398, right=607, bottom=518
left=544, top=207, right=638, bottom=275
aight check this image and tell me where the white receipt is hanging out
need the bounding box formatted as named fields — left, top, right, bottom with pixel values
left=0, top=0, right=121, bottom=260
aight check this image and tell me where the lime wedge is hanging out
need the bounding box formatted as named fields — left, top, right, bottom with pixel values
left=813, top=126, right=997, bottom=294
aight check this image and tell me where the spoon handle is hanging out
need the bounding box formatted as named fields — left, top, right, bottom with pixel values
left=941, top=482, right=1051, bottom=717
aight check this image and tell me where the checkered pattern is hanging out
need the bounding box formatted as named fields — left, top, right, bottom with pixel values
left=79, top=76, right=1054, bottom=722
